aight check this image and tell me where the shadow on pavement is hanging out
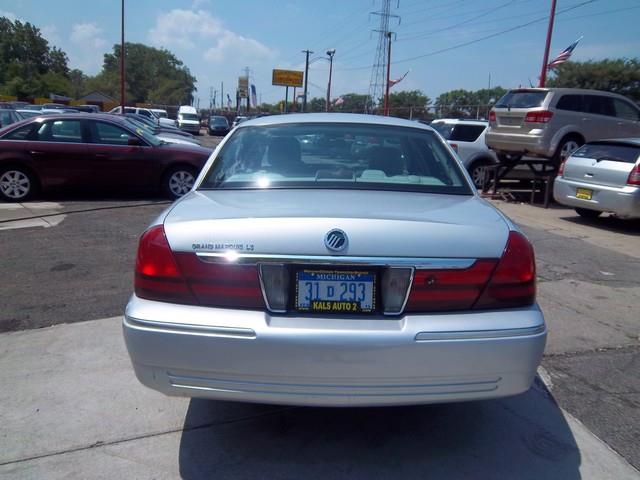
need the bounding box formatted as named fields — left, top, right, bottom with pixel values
left=178, top=378, right=581, bottom=480
left=558, top=213, right=640, bottom=236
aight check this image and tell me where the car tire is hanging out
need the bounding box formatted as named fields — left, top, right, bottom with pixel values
left=162, top=166, right=197, bottom=200
left=468, top=159, right=493, bottom=189
left=575, top=207, right=602, bottom=219
left=0, top=165, right=38, bottom=202
left=553, top=135, right=583, bottom=166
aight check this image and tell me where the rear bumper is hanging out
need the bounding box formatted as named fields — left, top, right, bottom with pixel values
left=485, top=131, right=553, bottom=157
left=123, top=295, right=547, bottom=407
left=553, top=177, right=640, bottom=218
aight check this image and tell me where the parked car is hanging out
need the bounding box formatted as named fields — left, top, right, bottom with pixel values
left=177, top=105, right=201, bottom=134
left=0, top=113, right=212, bottom=201
left=231, top=115, right=249, bottom=128
left=123, top=113, right=546, bottom=407
left=431, top=119, right=498, bottom=187
left=485, top=88, right=640, bottom=166
left=121, top=113, right=200, bottom=144
left=0, top=109, right=23, bottom=128
left=15, top=109, right=44, bottom=119
left=109, top=106, right=176, bottom=128
left=553, top=139, right=640, bottom=219
left=150, top=108, right=169, bottom=119
left=208, top=115, right=230, bottom=136
left=21, top=105, right=44, bottom=111
left=124, top=115, right=202, bottom=146
left=73, top=105, right=101, bottom=113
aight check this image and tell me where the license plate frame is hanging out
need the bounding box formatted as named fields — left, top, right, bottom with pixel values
left=295, top=269, right=377, bottom=314
left=575, top=187, right=593, bottom=200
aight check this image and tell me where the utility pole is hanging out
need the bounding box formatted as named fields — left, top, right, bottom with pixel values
left=367, top=0, right=400, bottom=114
left=220, top=81, right=224, bottom=111
left=326, top=49, right=336, bottom=112
left=539, top=0, right=557, bottom=87
left=244, top=66, right=251, bottom=113
left=383, top=32, right=392, bottom=116
left=213, top=90, right=217, bottom=112
left=120, top=0, right=125, bottom=110
left=302, top=49, right=313, bottom=112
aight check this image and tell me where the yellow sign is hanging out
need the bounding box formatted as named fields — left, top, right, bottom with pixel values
left=238, top=76, right=249, bottom=98
left=272, top=69, right=303, bottom=88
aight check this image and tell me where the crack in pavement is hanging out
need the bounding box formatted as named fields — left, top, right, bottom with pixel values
left=0, top=406, right=298, bottom=467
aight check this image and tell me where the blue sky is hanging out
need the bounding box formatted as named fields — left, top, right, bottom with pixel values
left=1, top=0, right=638, bottom=106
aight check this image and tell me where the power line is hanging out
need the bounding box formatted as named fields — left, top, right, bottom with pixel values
left=337, top=0, right=598, bottom=71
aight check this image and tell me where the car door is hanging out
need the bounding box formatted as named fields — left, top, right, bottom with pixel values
left=612, top=98, right=640, bottom=138
left=86, top=120, right=156, bottom=191
left=27, top=118, right=91, bottom=189
left=582, top=95, right=619, bottom=140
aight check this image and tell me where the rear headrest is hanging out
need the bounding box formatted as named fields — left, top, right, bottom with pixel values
left=267, top=137, right=302, bottom=168
left=369, top=146, right=404, bottom=176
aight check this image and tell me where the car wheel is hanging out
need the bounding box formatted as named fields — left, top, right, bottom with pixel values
left=163, top=166, right=197, bottom=200
left=575, top=207, right=601, bottom=219
left=468, top=160, right=492, bottom=189
left=0, top=166, right=37, bottom=202
left=553, top=135, right=583, bottom=166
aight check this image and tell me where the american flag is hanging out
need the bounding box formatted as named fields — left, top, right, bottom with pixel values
left=388, top=70, right=410, bottom=88
left=547, top=37, right=583, bottom=69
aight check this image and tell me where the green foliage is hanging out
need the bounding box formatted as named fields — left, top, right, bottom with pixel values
left=0, top=17, right=71, bottom=97
left=93, top=43, right=197, bottom=105
left=308, top=97, right=327, bottom=112
left=434, top=87, right=507, bottom=118
left=333, top=93, right=370, bottom=112
left=386, top=90, right=431, bottom=118
left=547, top=59, right=640, bottom=102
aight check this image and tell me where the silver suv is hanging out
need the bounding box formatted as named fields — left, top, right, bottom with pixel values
left=485, top=88, right=640, bottom=165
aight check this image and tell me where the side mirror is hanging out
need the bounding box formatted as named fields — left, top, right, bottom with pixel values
left=127, top=137, right=143, bottom=146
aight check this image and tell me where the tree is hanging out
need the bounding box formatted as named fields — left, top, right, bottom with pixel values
left=434, top=87, right=507, bottom=118
left=308, top=97, right=326, bottom=112
left=0, top=17, right=71, bottom=97
left=386, top=90, right=431, bottom=118
left=332, top=93, right=370, bottom=113
left=548, top=59, right=640, bottom=102
left=95, top=43, right=197, bottom=105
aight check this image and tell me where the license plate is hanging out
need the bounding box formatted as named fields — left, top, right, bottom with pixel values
left=575, top=188, right=593, bottom=200
left=296, top=269, right=375, bottom=313
left=499, top=116, right=522, bottom=126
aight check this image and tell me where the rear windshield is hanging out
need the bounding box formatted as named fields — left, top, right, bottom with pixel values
left=495, top=90, right=548, bottom=109
left=432, top=123, right=485, bottom=142
left=572, top=143, right=640, bottom=164
left=199, top=123, right=472, bottom=195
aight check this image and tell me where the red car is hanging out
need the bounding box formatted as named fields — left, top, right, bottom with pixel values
left=0, top=113, right=213, bottom=201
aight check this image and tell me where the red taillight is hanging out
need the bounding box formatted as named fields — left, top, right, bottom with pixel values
left=557, top=158, right=567, bottom=177
left=475, top=231, right=536, bottom=309
left=405, top=260, right=498, bottom=312
left=173, top=253, right=265, bottom=309
left=524, top=110, right=553, bottom=123
left=489, top=111, right=496, bottom=123
left=450, top=143, right=459, bottom=153
left=135, top=225, right=196, bottom=304
left=627, top=164, right=640, bottom=185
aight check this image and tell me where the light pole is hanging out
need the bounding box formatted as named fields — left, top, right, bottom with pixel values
left=120, top=0, right=125, bottom=110
left=326, top=49, right=335, bottom=112
left=539, top=0, right=557, bottom=87
left=302, top=49, right=313, bottom=112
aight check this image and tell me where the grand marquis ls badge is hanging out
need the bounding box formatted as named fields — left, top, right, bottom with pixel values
left=324, top=229, right=348, bottom=252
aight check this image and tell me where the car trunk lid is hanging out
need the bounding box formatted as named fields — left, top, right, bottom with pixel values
left=562, top=142, right=640, bottom=188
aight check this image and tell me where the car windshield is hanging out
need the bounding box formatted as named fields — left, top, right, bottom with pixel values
left=495, top=90, right=548, bottom=108
left=180, top=113, right=199, bottom=121
left=199, top=123, right=472, bottom=195
left=121, top=119, right=162, bottom=146
left=211, top=117, right=228, bottom=125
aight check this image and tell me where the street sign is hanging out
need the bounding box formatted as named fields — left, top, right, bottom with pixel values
left=272, top=69, right=304, bottom=88
left=238, top=76, right=249, bottom=98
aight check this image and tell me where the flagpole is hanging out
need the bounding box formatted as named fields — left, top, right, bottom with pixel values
left=539, top=0, right=557, bottom=88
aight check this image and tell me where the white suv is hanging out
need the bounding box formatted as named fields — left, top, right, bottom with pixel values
left=431, top=119, right=498, bottom=187
left=109, top=106, right=176, bottom=128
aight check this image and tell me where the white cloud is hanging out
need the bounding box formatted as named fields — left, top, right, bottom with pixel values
left=148, top=9, right=275, bottom=64
left=41, top=24, right=62, bottom=48
left=0, top=10, right=17, bottom=21
left=68, top=22, right=108, bottom=74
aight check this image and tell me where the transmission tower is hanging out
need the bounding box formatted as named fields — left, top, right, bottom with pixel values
left=366, top=0, right=399, bottom=113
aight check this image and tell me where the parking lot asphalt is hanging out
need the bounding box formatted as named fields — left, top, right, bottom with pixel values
left=1, top=166, right=639, bottom=477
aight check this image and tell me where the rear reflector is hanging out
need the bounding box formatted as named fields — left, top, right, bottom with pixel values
left=173, top=253, right=265, bottom=309
left=134, top=225, right=196, bottom=304
left=475, top=231, right=536, bottom=309
left=524, top=110, right=553, bottom=123
left=557, top=158, right=567, bottom=177
left=405, top=260, right=497, bottom=312
left=381, top=267, right=413, bottom=314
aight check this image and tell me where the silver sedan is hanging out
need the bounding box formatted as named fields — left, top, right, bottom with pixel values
left=554, top=139, right=640, bottom=219
left=123, top=113, right=546, bottom=407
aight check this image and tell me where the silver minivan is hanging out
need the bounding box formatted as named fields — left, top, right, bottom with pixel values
left=485, top=88, right=640, bottom=165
